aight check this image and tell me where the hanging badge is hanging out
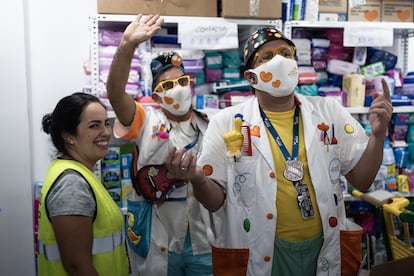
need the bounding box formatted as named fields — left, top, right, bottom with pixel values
left=284, top=159, right=304, bottom=182
left=295, top=182, right=314, bottom=220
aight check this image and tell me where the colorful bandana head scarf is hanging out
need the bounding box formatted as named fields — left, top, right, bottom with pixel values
left=243, top=27, right=296, bottom=69
left=151, top=51, right=185, bottom=90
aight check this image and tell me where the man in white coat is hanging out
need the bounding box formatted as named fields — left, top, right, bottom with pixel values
left=168, top=27, right=393, bottom=275
left=107, top=14, right=213, bottom=276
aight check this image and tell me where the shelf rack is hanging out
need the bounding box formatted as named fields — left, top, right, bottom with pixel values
left=89, top=14, right=282, bottom=97
left=284, top=21, right=414, bottom=75
left=91, top=16, right=414, bottom=118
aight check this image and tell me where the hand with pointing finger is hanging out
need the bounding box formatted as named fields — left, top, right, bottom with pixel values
left=223, top=114, right=244, bottom=157
left=369, top=78, right=393, bottom=139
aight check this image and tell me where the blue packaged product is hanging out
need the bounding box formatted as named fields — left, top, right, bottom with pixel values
left=367, top=47, right=398, bottom=71
left=394, top=147, right=409, bottom=169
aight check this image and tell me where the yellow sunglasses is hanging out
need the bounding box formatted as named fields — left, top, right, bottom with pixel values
left=153, top=75, right=190, bottom=92
left=252, top=45, right=296, bottom=65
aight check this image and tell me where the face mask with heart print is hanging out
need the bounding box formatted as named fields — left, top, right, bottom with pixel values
left=248, top=55, right=299, bottom=97
left=154, top=85, right=192, bottom=116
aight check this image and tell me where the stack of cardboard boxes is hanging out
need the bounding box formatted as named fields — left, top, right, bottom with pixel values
left=319, top=0, right=413, bottom=22
left=97, top=0, right=282, bottom=19
left=97, top=0, right=413, bottom=22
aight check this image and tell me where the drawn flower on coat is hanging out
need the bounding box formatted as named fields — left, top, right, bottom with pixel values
left=151, top=124, right=169, bottom=140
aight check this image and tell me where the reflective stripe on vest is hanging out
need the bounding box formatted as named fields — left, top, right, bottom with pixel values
left=38, top=229, right=125, bottom=261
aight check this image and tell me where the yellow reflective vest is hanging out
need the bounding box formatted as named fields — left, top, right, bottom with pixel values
left=37, top=159, right=129, bottom=276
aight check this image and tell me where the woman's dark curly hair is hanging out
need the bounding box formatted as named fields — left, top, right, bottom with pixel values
left=42, top=92, right=106, bottom=156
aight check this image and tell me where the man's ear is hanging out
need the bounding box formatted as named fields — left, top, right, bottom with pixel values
left=244, top=70, right=257, bottom=85
left=152, top=93, right=162, bottom=103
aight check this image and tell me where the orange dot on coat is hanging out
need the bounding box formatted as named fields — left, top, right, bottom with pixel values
left=203, top=165, right=213, bottom=176
left=266, top=213, right=274, bottom=220
left=329, top=217, right=337, bottom=227
left=264, top=256, right=271, bottom=262
left=269, top=171, right=275, bottom=178
left=160, top=246, right=166, bottom=252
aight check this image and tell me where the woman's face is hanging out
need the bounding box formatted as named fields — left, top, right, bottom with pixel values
left=69, top=102, right=111, bottom=169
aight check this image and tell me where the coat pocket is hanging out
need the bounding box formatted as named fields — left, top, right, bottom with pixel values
left=229, top=156, right=257, bottom=207
left=126, top=200, right=152, bottom=258
left=212, top=245, right=249, bottom=276
left=340, top=220, right=363, bottom=276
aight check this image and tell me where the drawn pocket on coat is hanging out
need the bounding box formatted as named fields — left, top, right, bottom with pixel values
left=231, top=157, right=256, bottom=207
left=126, top=199, right=152, bottom=258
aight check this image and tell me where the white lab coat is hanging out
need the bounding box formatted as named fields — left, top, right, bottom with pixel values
left=114, top=105, right=212, bottom=276
left=198, top=94, right=368, bottom=275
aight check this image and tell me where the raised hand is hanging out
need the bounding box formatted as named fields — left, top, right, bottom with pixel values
left=122, top=14, right=164, bottom=47
left=223, top=114, right=244, bottom=157
left=369, top=78, right=393, bottom=138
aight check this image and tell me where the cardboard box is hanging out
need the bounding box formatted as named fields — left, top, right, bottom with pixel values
left=348, top=0, right=381, bottom=22
left=98, top=0, right=217, bottom=17
left=318, top=0, right=348, bottom=21
left=319, top=0, right=347, bottom=13
left=381, top=0, right=413, bottom=22
left=221, top=0, right=282, bottom=19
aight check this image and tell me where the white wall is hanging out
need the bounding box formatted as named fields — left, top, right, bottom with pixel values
left=0, top=1, right=35, bottom=275
left=29, top=0, right=97, bottom=182
left=0, top=0, right=96, bottom=275
left=0, top=1, right=413, bottom=274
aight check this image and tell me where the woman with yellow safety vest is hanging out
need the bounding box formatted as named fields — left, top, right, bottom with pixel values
left=38, top=92, right=129, bottom=276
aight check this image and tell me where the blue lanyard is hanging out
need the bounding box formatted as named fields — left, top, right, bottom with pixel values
left=259, top=105, right=300, bottom=161
left=183, top=125, right=200, bottom=151
left=167, top=120, right=200, bottom=151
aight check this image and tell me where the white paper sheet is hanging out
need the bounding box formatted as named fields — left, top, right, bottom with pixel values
left=178, top=20, right=239, bottom=50
left=344, top=24, right=394, bottom=47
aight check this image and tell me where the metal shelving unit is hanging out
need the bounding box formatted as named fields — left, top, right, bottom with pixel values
left=89, top=14, right=282, bottom=98
left=90, top=16, right=414, bottom=118
left=282, top=21, right=414, bottom=117
left=284, top=21, right=414, bottom=75
left=347, top=106, right=414, bottom=114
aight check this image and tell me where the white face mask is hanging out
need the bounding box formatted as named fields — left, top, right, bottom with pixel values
left=248, top=55, right=299, bottom=97
left=154, top=85, right=192, bottom=116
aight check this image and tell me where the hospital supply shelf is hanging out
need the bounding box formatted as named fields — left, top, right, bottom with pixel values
left=107, top=106, right=414, bottom=119
left=283, top=21, right=414, bottom=75
left=92, top=14, right=283, bottom=29
left=347, top=106, right=414, bottom=114
left=93, top=16, right=414, bottom=119
left=89, top=14, right=283, bottom=98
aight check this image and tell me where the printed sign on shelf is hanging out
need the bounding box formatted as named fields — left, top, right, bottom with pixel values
left=178, top=20, right=238, bottom=50
left=344, top=24, right=393, bottom=47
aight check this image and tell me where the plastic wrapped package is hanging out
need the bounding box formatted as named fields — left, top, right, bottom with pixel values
left=205, top=68, right=222, bottom=83
left=204, top=52, right=223, bottom=69
left=367, top=47, right=398, bottom=71
left=222, top=50, right=242, bottom=68
left=99, top=30, right=123, bottom=46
